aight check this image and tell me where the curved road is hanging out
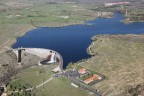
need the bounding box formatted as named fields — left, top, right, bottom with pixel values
left=54, top=50, right=101, bottom=96
left=13, top=48, right=101, bottom=96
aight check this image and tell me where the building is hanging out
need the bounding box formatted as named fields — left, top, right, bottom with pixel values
left=84, top=74, right=98, bottom=84
left=78, top=68, right=86, bottom=74
left=105, top=2, right=129, bottom=7
left=96, top=74, right=102, bottom=80
left=71, top=83, right=79, bottom=88
left=1, top=93, right=7, bottom=96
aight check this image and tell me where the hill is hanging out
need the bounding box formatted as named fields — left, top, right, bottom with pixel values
left=78, top=34, right=144, bottom=96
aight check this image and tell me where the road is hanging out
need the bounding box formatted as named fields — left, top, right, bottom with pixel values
left=13, top=48, right=101, bottom=96
left=63, top=74, right=102, bottom=96
left=55, top=51, right=102, bottom=96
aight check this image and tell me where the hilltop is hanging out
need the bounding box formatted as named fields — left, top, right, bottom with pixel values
left=0, top=0, right=141, bottom=8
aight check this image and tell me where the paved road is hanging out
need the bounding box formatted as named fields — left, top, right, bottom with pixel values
left=54, top=51, right=64, bottom=73
left=55, top=51, right=102, bottom=96
left=13, top=48, right=101, bottom=96
left=63, top=74, right=102, bottom=96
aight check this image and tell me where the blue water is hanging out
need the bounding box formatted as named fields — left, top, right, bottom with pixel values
left=12, top=13, right=144, bottom=68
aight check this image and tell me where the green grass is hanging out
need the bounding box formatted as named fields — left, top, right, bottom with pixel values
left=0, top=3, right=97, bottom=25
left=16, top=66, right=52, bottom=86
left=33, top=77, right=88, bottom=96
left=9, top=66, right=89, bottom=96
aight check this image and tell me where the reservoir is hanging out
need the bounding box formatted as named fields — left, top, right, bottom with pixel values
left=12, top=13, right=144, bottom=68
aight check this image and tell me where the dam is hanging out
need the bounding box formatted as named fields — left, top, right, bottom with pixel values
left=13, top=48, right=63, bottom=72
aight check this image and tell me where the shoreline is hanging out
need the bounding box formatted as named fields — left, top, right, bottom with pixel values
left=0, top=20, right=92, bottom=54
left=0, top=24, right=36, bottom=54
left=0, top=14, right=113, bottom=53
left=3, top=33, right=144, bottom=96
left=87, top=36, right=96, bottom=56
left=1, top=12, right=143, bottom=55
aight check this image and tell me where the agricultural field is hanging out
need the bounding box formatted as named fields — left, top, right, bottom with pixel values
left=0, top=3, right=97, bottom=25
left=0, top=0, right=143, bottom=52
left=0, top=2, right=100, bottom=53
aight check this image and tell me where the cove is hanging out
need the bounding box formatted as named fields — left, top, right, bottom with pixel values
left=12, top=13, right=144, bottom=68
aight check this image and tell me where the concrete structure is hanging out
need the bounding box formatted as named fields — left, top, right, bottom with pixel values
left=105, top=2, right=129, bottom=7
left=47, top=52, right=56, bottom=63
left=1, top=93, right=7, bottom=96
left=96, top=74, right=102, bottom=80
left=52, top=66, right=61, bottom=73
left=71, top=83, right=79, bottom=88
left=13, top=48, right=63, bottom=73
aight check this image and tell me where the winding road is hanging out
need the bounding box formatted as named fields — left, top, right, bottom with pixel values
left=13, top=48, right=101, bottom=96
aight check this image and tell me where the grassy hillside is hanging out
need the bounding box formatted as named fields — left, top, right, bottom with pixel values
left=78, top=34, right=144, bottom=96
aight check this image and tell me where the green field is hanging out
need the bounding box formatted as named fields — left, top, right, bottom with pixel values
left=6, top=66, right=53, bottom=96
left=0, top=2, right=99, bottom=53
left=0, top=3, right=96, bottom=25
left=7, top=66, right=89, bottom=96
left=15, top=66, right=53, bottom=86
left=34, top=77, right=88, bottom=96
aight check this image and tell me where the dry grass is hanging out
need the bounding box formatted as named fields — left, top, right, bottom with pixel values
left=82, top=34, right=144, bottom=96
left=0, top=24, right=35, bottom=53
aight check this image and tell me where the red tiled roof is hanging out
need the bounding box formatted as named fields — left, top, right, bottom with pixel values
left=84, top=74, right=97, bottom=84
left=78, top=68, right=86, bottom=74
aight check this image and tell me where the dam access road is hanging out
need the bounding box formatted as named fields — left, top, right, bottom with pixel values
left=12, top=48, right=101, bottom=96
